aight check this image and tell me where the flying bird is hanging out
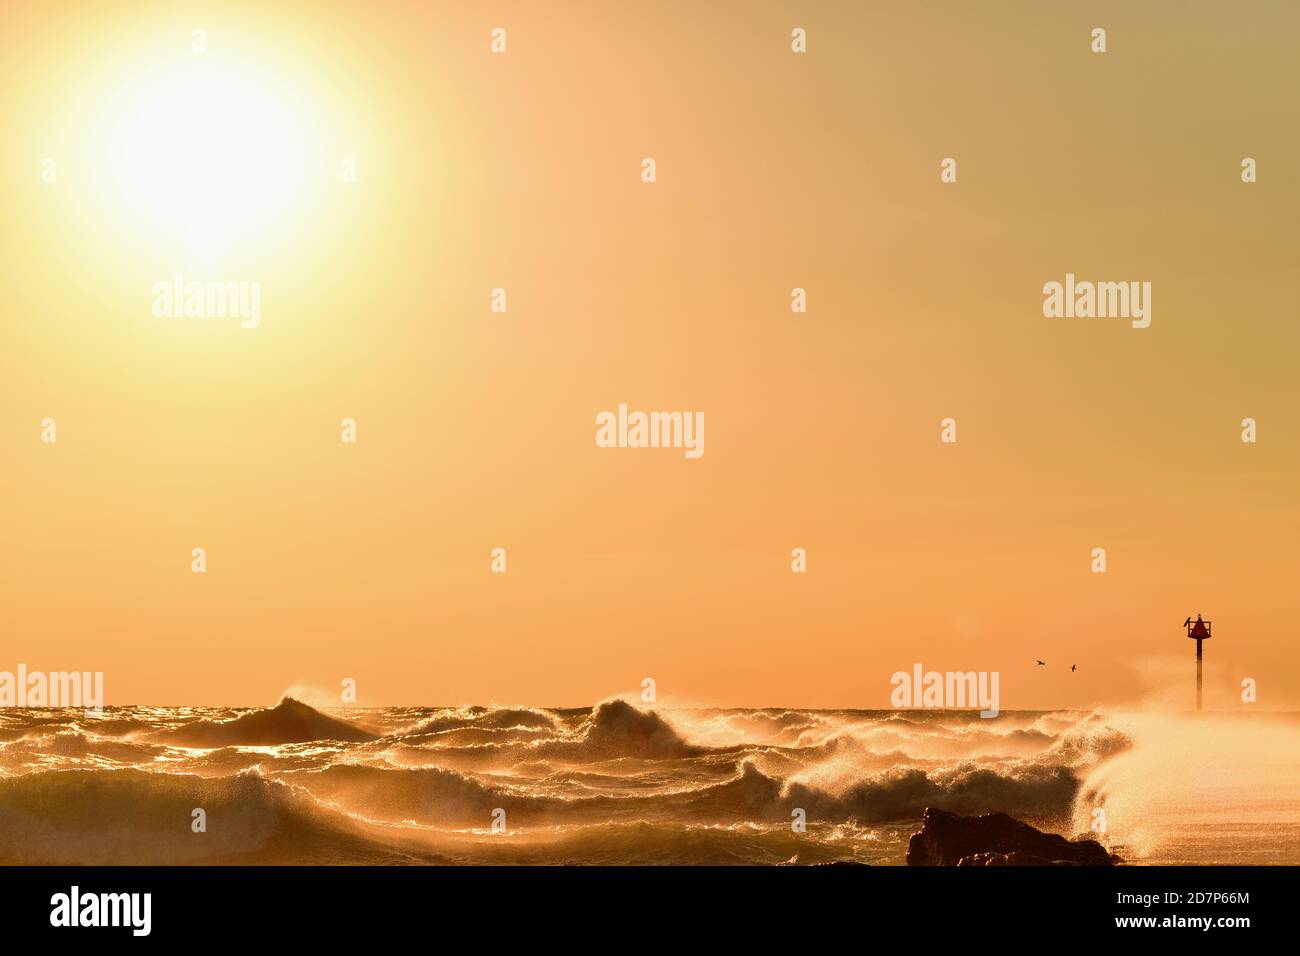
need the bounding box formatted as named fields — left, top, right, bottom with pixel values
left=1071, top=664, right=1077, bottom=672
left=1036, top=660, right=1046, bottom=666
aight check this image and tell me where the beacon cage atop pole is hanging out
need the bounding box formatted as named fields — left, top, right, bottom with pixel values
left=1184, top=615, right=1211, bottom=712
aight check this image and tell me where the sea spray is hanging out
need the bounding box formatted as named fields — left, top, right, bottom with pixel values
left=6, top=699, right=1287, bottom=865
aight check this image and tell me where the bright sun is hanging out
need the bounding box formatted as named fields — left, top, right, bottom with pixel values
left=99, top=51, right=322, bottom=268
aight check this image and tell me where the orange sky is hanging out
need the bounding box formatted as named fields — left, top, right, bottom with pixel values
left=3, top=1, right=1298, bottom=707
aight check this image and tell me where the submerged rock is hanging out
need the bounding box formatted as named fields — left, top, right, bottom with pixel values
left=905, top=808, right=1119, bottom=866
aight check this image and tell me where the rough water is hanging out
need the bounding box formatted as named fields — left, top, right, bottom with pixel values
left=1, top=698, right=1296, bottom=865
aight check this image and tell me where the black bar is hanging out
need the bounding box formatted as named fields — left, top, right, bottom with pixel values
left=0, top=865, right=1288, bottom=941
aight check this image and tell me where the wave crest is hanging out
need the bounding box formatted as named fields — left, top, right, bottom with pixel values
left=156, top=698, right=378, bottom=747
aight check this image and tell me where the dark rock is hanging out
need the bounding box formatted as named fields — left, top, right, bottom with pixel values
left=906, top=808, right=1119, bottom=866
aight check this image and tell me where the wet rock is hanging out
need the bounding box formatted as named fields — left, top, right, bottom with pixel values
left=906, top=808, right=1119, bottom=866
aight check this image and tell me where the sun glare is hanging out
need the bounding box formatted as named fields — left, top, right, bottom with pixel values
left=99, top=52, right=322, bottom=268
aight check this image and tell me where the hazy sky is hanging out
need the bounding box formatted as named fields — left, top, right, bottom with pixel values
left=3, top=1, right=1298, bottom=707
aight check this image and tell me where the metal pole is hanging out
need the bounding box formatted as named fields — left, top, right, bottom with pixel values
left=1196, top=638, right=1203, bottom=712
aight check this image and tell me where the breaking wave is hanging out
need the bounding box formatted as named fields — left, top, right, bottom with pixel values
left=154, top=697, right=379, bottom=747
left=0, top=696, right=1156, bottom=864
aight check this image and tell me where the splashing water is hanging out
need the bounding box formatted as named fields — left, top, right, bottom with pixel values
left=0, top=697, right=1294, bottom=864
left=1072, top=711, right=1300, bottom=864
